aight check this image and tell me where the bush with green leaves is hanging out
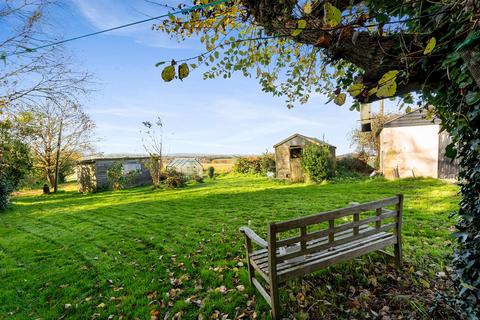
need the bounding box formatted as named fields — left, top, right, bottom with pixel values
left=207, top=166, right=215, bottom=179
left=233, top=157, right=252, bottom=174
left=336, top=157, right=374, bottom=177
left=233, top=155, right=275, bottom=175
left=191, top=174, right=204, bottom=183
left=106, top=161, right=139, bottom=191
left=259, top=153, right=275, bottom=175
left=301, top=144, right=335, bottom=183
left=163, top=169, right=186, bottom=189
left=0, top=176, right=13, bottom=211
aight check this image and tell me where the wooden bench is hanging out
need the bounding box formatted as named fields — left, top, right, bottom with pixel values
left=239, top=195, right=403, bottom=319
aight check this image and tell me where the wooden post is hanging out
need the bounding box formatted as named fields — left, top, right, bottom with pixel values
left=244, top=235, right=254, bottom=285
left=268, top=224, right=280, bottom=319
left=375, top=208, right=382, bottom=229
left=328, top=219, right=335, bottom=243
left=353, top=213, right=359, bottom=235
left=394, top=194, right=403, bottom=268
left=300, top=226, right=307, bottom=252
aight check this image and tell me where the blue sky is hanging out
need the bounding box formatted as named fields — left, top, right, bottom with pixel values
left=50, top=0, right=399, bottom=156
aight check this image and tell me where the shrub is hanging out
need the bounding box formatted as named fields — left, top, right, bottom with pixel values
left=0, top=176, right=13, bottom=211
left=207, top=166, right=215, bottom=179
left=107, top=161, right=124, bottom=191
left=233, top=155, right=275, bottom=175
left=337, top=156, right=374, bottom=177
left=192, top=174, right=204, bottom=183
left=233, top=157, right=251, bottom=174
left=106, top=161, right=139, bottom=191
left=259, top=153, right=275, bottom=175
left=163, top=169, right=186, bottom=189
left=301, top=144, right=335, bottom=183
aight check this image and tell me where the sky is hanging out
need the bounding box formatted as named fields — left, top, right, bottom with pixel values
left=47, top=0, right=400, bottom=156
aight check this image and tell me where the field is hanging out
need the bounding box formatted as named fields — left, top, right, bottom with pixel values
left=0, top=176, right=459, bottom=319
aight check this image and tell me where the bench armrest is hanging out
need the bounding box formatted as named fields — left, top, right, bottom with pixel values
left=239, top=227, right=268, bottom=248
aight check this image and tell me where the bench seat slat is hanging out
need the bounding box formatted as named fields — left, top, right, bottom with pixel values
left=251, top=232, right=395, bottom=276
left=249, top=233, right=396, bottom=283
left=278, top=235, right=397, bottom=282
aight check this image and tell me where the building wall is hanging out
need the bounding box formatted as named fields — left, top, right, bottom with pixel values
left=275, top=136, right=336, bottom=180
left=95, top=159, right=151, bottom=190
left=380, top=125, right=440, bottom=179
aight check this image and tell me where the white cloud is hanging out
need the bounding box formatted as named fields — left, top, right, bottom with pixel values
left=70, top=0, right=194, bottom=49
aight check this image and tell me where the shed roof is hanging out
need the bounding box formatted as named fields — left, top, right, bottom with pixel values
left=273, top=133, right=336, bottom=148
left=78, top=154, right=150, bottom=164
left=383, top=107, right=440, bottom=128
left=167, top=158, right=203, bottom=168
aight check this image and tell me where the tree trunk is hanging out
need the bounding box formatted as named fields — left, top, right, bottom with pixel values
left=53, top=119, right=63, bottom=193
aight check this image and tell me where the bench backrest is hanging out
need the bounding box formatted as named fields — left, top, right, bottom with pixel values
left=267, top=194, right=403, bottom=265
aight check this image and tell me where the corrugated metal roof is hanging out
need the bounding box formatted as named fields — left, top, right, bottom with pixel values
left=383, top=107, right=440, bottom=128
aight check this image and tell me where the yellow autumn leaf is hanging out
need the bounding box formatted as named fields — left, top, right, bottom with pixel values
left=303, top=2, right=312, bottom=15
left=334, top=93, right=346, bottom=106
left=347, top=83, right=365, bottom=97
left=378, top=70, right=399, bottom=86
left=424, top=37, right=436, bottom=55
left=324, top=3, right=341, bottom=27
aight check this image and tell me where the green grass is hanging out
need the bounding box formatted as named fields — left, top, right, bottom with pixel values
left=0, top=176, right=459, bottom=319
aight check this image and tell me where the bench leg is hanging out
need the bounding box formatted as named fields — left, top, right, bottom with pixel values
left=269, top=278, right=280, bottom=320
left=394, top=241, right=402, bottom=268
left=243, top=237, right=254, bottom=285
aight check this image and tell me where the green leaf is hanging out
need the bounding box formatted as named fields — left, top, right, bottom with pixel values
left=155, top=61, right=166, bottom=67
left=161, top=65, right=175, bottom=82
left=324, top=3, right=341, bottom=27
left=376, top=70, right=399, bottom=98
left=465, top=91, right=480, bottom=105
left=424, top=37, right=436, bottom=55
left=334, top=93, right=346, bottom=106
left=405, top=106, right=412, bottom=113
left=292, top=19, right=307, bottom=37
left=376, top=80, right=397, bottom=98
left=378, top=70, right=399, bottom=86
left=347, top=83, right=365, bottom=97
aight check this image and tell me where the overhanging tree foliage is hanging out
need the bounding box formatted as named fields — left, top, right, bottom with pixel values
left=155, top=0, right=479, bottom=316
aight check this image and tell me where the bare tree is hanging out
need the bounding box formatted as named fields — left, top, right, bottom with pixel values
left=141, top=117, right=164, bottom=188
left=0, top=0, right=91, bottom=107
left=16, top=100, right=95, bottom=189
left=350, top=112, right=398, bottom=169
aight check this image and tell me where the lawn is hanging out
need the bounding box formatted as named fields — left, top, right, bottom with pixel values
left=0, top=176, right=459, bottom=319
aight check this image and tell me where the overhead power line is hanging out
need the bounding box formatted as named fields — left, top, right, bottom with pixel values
left=5, top=0, right=229, bottom=58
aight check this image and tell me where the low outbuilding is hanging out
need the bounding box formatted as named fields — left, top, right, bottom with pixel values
left=77, top=155, right=151, bottom=192
left=379, top=108, right=458, bottom=179
left=274, top=133, right=336, bottom=181
left=166, top=158, right=203, bottom=177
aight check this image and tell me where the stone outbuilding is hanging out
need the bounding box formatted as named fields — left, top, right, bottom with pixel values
left=379, top=108, right=458, bottom=179
left=274, top=133, right=336, bottom=181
